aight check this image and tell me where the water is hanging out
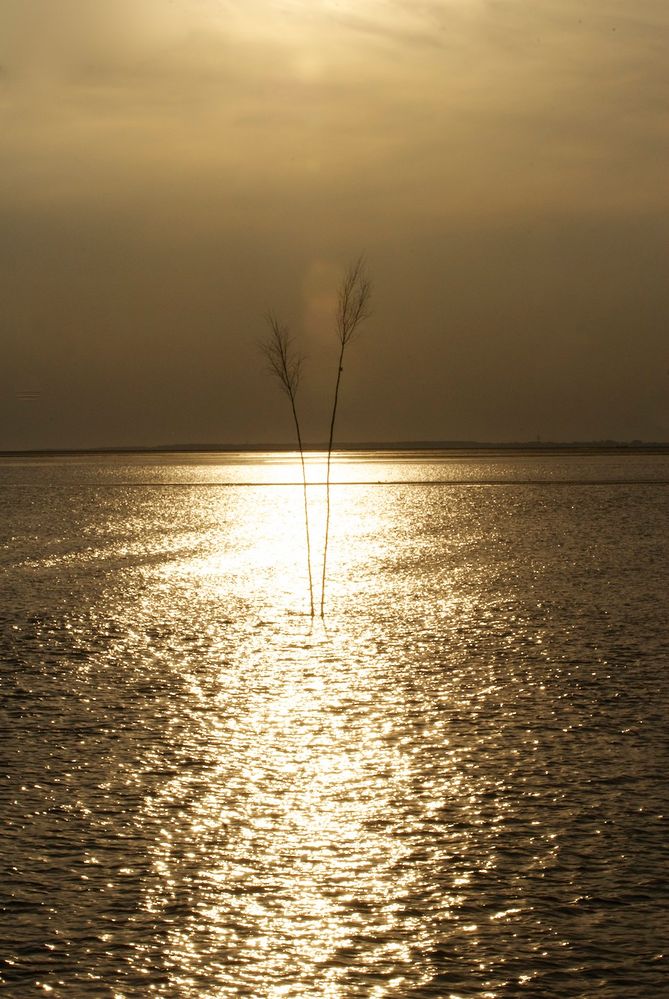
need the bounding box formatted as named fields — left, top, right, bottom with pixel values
left=1, top=450, right=668, bottom=998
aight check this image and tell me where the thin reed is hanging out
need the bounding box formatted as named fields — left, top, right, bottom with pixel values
left=262, top=314, right=315, bottom=617
left=320, top=257, right=372, bottom=616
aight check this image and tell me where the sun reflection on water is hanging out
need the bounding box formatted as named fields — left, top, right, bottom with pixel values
left=137, top=614, right=444, bottom=995
left=132, top=462, right=453, bottom=993
left=5, top=452, right=667, bottom=995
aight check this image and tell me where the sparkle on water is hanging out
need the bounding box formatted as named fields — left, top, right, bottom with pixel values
left=1, top=450, right=668, bottom=997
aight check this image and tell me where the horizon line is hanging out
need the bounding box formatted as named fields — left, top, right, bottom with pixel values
left=2, top=439, right=669, bottom=457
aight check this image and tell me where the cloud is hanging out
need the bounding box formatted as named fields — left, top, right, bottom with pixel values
left=1, top=0, right=668, bottom=446
left=2, top=0, right=667, bottom=224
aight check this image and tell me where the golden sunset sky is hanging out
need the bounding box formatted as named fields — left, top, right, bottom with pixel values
left=2, top=0, right=667, bottom=447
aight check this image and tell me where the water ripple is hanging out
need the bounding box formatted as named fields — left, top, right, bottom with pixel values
left=1, top=457, right=668, bottom=997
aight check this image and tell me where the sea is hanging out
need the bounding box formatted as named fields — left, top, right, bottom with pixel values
left=1, top=448, right=668, bottom=998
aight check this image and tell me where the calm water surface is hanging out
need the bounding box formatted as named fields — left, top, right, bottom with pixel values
left=1, top=451, right=668, bottom=998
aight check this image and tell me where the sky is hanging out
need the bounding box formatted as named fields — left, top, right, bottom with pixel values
left=1, top=0, right=668, bottom=448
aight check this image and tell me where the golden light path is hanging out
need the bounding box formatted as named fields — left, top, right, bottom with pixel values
left=131, top=453, right=468, bottom=996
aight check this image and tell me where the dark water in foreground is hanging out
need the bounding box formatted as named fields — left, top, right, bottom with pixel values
left=1, top=451, right=668, bottom=998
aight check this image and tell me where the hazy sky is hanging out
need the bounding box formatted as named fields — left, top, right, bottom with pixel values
left=2, top=0, right=667, bottom=448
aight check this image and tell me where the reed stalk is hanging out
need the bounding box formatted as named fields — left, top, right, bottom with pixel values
left=320, top=257, right=372, bottom=616
left=262, top=314, right=314, bottom=617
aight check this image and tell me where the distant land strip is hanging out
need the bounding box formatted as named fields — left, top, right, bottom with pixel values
left=2, top=441, right=669, bottom=458
left=2, top=480, right=669, bottom=489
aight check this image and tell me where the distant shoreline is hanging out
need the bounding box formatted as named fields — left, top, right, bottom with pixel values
left=2, top=441, right=669, bottom=458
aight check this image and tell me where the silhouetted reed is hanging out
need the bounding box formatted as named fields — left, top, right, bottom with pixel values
left=320, top=257, right=372, bottom=616
left=262, top=314, right=315, bottom=617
